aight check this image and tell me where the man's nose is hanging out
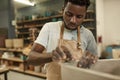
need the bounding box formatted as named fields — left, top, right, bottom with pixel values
left=70, top=16, right=77, bottom=23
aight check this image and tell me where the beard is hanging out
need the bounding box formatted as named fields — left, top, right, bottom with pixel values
left=63, top=21, right=79, bottom=30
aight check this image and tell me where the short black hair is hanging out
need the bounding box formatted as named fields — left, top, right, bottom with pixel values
left=64, top=0, right=90, bottom=9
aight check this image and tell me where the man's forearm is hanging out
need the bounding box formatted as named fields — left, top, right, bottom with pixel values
left=27, top=51, right=53, bottom=66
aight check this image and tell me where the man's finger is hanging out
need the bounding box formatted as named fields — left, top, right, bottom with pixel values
left=56, top=46, right=66, bottom=59
left=52, top=50, right=61, bottom=61
left=61, top=46, right=72, bottom=61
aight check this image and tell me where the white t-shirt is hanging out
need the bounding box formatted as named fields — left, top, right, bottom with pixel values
left=35, top=21, right=97, bottom=55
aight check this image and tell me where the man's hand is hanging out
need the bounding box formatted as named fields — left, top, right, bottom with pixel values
left=52, top=46, right=72, bottom=62
left=77, top=51, right=98, bottom=68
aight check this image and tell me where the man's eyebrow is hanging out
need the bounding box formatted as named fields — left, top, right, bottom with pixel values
left=66, top=10, right=72, bottom=13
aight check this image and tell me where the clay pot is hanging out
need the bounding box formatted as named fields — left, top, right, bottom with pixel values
left=13, top=39, right=24, bottom=49
left=5, top=39, right=13, bottom=48
left=34, top=66, right=41, bottom=73
left=19, top=63, right=24, bottom=70
left=29, top=65, right=34, bottom=71
left=4, top=61, right=9, bottom=67
left=9, top=61, right=14, bottom=66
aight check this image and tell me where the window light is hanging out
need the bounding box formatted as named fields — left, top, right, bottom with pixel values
left=14, top=0, right=35, bottom=6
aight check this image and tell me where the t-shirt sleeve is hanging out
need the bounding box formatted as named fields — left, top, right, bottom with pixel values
left=86, top=31, right=98, bottom=56
left=34, top=23, right=49, bottom=48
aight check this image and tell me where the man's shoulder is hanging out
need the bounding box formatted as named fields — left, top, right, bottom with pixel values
left=43, top=21, right=62, bottom=32
left=81, top=26, right=94, bottom=39
left=81, top=26, right=92, bottom=33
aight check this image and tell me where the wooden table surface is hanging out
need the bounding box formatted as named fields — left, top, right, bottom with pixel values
left=0, top=68, right=9, bottom=80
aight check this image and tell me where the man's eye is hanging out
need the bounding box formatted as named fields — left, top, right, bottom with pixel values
left=77, top=15, right=83, bottom=19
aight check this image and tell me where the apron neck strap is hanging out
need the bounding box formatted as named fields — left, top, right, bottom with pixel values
left=60, top=22, right=81, bottom=49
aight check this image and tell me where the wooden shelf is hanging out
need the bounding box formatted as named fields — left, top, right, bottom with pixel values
left=7, top=66, right=23, bottom=71
left=16, top=32, right=30, bottom=35
left=16, top=24, right=44, bottom=29
left=1, top=57, right=24, bottom=62
left=87, top=10, right=94, bottom=13
left=17, top=14, right=94, bottom=25
left=87, top=27, right=96, bottom=30
left=0, top=48, right=46, bottom=78
left=0, top=48, right=22, bottom=52
left=17, top=14, right=62, bottom=24
left=83, top=19, right=94, bottom=22
left=25, top=70, right=46, bottom=78
left=1, top=66, right=46, bottom=79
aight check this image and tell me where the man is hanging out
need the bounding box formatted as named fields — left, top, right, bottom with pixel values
left=27, top=0, right=97, bottom=80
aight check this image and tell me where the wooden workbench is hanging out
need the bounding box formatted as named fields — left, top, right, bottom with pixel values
left=0, top=68, right=9, bottom=80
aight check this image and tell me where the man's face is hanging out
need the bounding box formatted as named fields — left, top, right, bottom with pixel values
left=63, top=2, right=86, bottom=30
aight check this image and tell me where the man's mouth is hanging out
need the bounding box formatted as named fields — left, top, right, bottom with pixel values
left=69, top=24, right=77, bottom=28
left=63, top=21, right=78, bottom=30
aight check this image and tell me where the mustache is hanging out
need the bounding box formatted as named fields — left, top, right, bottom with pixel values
left=63, top=21, right=79, bottom=27
left=69, top=22, right=78, bottom=26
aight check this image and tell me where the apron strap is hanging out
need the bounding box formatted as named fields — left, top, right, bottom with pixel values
left=60, top=22, right=81, bottom=49
left=60, top=23, right=64, bottom=40
left=77, top=26, right=81, bottom=49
